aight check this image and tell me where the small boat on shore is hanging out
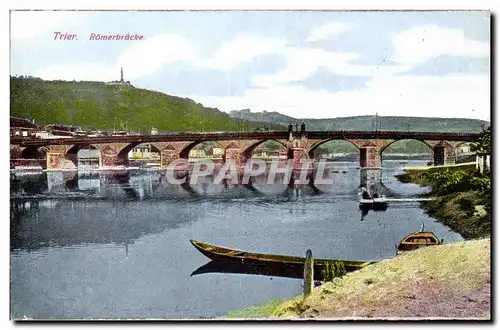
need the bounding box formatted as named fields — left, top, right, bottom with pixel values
left=190, top=240, right=375, bottom=273
left=397, top=224, right=442, bottom=253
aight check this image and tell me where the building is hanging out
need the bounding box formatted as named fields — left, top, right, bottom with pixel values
left=129, top=144, right=160, bottom=160
left=212, top=147, right=224, bottom=157
left=189, top=149, right=207, bottom=158
left=10, top=116, right=39, bottom=138
left=457, top=144, right=472, bottom=154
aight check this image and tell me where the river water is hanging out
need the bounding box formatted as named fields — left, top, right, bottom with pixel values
left=10, top=160, right=462, bottom=319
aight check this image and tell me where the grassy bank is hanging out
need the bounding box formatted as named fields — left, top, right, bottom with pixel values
left=225, top=299, right=285, bottom=319
left=267, top=239, right=490, bottom=319
left=225, top=239, right=490, bottom=319
left=226, top=163, right=491, bottom=319
left=395, top=164, right=491, bottom=239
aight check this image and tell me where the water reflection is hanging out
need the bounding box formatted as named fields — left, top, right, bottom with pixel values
left=10, top=198, right=200, bottom=252
left=192, top=261, right=325, bottom=281
left=10, top=173, right=48, bottom=195
left=9, top=164, right=414, bottom=253
left=11, top=170, right=342, bottom=201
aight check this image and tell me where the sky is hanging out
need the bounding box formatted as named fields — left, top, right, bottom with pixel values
left=9, top=10, right=490, bottom=121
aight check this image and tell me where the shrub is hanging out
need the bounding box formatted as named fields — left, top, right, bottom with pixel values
left=469, top=175, right=491, bottom=192
left=424, top=168, right=491, bottom=195
left=322, top=261, right=346, bottom=282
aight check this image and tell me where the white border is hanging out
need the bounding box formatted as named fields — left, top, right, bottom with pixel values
left=1, top=1, right=497, bottom=329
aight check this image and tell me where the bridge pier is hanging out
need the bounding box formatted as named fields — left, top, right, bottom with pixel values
left=224, top=147, right=246, bottom=166
left=432, top=144, right=455, bottom=166
left=100, top=151, right=120, bottom=167
left=160, top=150, right=179, bottom=169
left=46, top=152, right=77, bottom=170
left=360, top=168, right=382, bottom=187
left=359, top=146, right=381, bottom=169
left=292, top=147, right=307, bottom=169
left=11, top=145, right=22, bottom=159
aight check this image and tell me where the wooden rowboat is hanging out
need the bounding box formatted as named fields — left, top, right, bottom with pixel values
left=397, top=231, right=442, bottom=253
left=190, top=240, right=375, bottom=273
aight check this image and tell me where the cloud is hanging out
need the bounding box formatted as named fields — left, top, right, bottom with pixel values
left=197, top=36, right=286, bottom=70
left=252, top=47, right=410, bottom=88
left=34, top=34, right=286, bottom=81
left=391, top=24, right=489, bottom=65
left=117, top=34, right=199, bottom=79
left=11, top=10, right=78, bottom=40
left=252, top=47, right=359, bottom=87
left=306, top=21, right=354, bottom=42
left=27, top=21, right=490, bottom=122
left=187, top=73, right=490, bottom=121
left=117, top=34, right=287, bottom=77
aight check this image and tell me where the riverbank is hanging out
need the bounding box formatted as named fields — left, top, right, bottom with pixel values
left=226, top=238, right=490, bottom=319
left=395, top=163, right=491, bottom=239
left=225, top=163, right=491, bottom=319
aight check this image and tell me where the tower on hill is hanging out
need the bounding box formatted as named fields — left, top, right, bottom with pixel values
left=108, top=67, right=131, bottom=86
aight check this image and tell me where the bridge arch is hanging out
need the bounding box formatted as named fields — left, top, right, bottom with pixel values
left=241, top=139, right=288, bottom=160
left=380, top=139, right=433, bottom=166
left=179, top=140, right=226, bottom=159
left=21, top=146, right=49, bottom=159
left=380, top=139, right=434, bottom=153
left=116, top=142, right=161, bottom=165
left=66, top=144, right=101, bottom=167
left=67, top=144, right=101, bottom=155
left=307, top=138, right=360, bottom=159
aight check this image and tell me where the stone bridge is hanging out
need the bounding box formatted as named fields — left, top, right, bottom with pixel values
left=10, top=125, right=479, bottom=170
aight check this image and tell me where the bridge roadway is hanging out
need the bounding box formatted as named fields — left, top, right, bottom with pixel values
left=11, top=130, right=479, bottom=147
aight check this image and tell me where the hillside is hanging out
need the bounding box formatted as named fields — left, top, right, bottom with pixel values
left=10, top=76, right=283, bottom=132
left=230, top=110, right=489, bottom=132
left=230, top=109, right=296, bottom=125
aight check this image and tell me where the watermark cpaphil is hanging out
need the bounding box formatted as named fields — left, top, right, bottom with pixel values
left=266, top=159, right=294, bottom=184
left=163, top=158, right=335, bottom=185
left=164, top=158, right=190, bottom=184
left=190, top=159, right=215, bottom=185
left=241, top=159, right=267, bottom=184
left=313, top=158, right=334, bottom=185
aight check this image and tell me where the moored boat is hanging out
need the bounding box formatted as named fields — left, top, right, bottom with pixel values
left=397, top=228, right=442, bottom=253
left=359, top=197, right=389, bottom=211
left=358, top=187, right=388, bottom=210
left=190, top=240, right=375, bottom=273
